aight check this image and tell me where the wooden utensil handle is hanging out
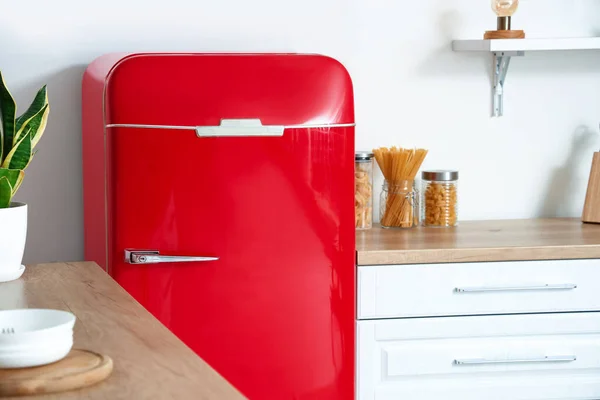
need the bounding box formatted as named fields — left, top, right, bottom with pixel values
left=582, top=152, right=600, bottom=223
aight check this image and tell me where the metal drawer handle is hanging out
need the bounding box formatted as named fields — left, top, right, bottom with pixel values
left=454, top=283, right=577, bottom=293
left=454, top=355, right=576, bottom=365
left=124, top=250, right=218, bottom=264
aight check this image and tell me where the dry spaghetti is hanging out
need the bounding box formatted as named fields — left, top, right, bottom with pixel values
left=373, top=147, right=428, bottom=228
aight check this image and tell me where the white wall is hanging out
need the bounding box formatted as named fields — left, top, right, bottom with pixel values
left=1, top=0, right=600, bottom=263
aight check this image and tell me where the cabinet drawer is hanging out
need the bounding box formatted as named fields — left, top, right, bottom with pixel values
left=358, top=259, right=600, bottom=319
left=357, top=312, right=600, bottom=400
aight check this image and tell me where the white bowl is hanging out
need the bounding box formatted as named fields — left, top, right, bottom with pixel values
left=0, top=309, right=76, bottom=368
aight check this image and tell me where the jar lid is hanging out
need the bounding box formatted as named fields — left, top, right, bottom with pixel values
left=422, top=170, right=458, bottom=181
left=355, top=151, right=374, bottom=161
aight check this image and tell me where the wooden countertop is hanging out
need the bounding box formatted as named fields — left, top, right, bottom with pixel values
left=0, top=262, right=245, bottom=400
left=357, top=218, right=600, bottom=265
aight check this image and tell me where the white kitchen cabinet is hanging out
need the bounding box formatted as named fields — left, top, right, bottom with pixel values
left=355, top=220, right=600, bottom=400
left=358, top=259, right=600, bottom=320
left=357, top=312, right=600, bottom=400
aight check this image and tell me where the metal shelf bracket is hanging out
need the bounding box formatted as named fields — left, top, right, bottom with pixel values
left=492, top=51, right=524, bottom=117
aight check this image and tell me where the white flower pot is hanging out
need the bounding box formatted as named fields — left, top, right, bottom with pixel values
left=0, top=202, right=27, bottom=282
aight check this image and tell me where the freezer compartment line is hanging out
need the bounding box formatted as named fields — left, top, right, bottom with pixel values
left=105, top=122, right=356, bottom=131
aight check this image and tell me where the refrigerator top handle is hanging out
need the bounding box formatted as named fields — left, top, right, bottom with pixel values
left=196, top=119, right=283, bottom=137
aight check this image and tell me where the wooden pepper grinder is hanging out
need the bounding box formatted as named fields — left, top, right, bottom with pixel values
left=484, top=0, right=525, bottom=40
left=582, top=151, right=600, bottom=223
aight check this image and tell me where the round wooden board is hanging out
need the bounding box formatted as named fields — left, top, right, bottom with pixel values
left=0, top=349, right=113, bottom=397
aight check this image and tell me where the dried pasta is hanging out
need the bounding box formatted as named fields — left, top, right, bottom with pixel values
left=355, top=164, right=372, bottom=228
left=424, top=182, right=457, bottom=226
left=373, top=147, right=428, bottom=228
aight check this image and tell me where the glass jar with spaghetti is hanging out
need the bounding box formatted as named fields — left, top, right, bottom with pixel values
left=373, top=147, right=428, bottom=229
left=421, top=170, right=459, bottom=227
left=355, top=152, right=374, bottom=230
left=379, top=180, right=419, bottom=228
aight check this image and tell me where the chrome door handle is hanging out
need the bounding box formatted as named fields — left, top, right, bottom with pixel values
left=195, top=119, right=285, bottom=137
left=454, top=283, right=577, bottom=293
left=124, top=250, right=219, bottom=264
left=454, top=355, right=576, bottom=365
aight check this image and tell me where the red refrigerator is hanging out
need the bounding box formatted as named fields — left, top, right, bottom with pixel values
left=82, top=53, right=356, bottom=399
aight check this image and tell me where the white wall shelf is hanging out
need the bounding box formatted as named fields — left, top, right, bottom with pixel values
left=453, top=37, right=600, bottom=53
left=451, top=37, right=600, bottom=117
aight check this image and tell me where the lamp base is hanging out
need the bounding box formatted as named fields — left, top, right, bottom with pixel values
left=484, top=30, right=526, bottom=40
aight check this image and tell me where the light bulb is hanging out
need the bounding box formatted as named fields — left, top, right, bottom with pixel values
left=491, top=0, right=519, bottom=17
left=491, top=0, right=519, bottom=30
left=484, top=0, right=524, bottom=39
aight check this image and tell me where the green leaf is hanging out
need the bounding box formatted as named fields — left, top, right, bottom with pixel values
left=0, top=107, right=2, bottom=165
left=2, top=132, right=30, bottom=169
left=15, top=85, right=47, bottom=134
left=0, top=168, right=23, bottom=192
left=0, top=176, right=12, bottom=208
left=0, top=72, right=17, bottom=163
left=31, top=105, right=48, bottom=150
left=11, top=170, right=24, bottom=195
left=23, top=150, right=36, bottom=170
left=15, top=104, right=48, bottom=149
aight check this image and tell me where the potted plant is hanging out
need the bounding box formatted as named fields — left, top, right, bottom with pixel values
left=0, top=72, right=49, bottom=282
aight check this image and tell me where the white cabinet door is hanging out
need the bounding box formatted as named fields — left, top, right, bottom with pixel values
left=357, top=312, right=600, bottom=400
left=358, top=259, right=600, bottom=319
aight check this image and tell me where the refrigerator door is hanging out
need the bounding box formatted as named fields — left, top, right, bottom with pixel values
left=105, top=54, right=355, bottom=399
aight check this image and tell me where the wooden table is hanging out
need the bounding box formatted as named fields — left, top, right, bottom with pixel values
left=0, top=262, right=245, bottom=399
left=357, top=218, right=600, bottom=265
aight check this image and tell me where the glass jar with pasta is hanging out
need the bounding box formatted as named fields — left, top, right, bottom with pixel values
left=421, top=170, right=458, bottom=227
left=379, top=180, right=419, bottom=228
left=355, top=152, right=374, bottom=230
left=373, top=147, right=427, bottom=229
